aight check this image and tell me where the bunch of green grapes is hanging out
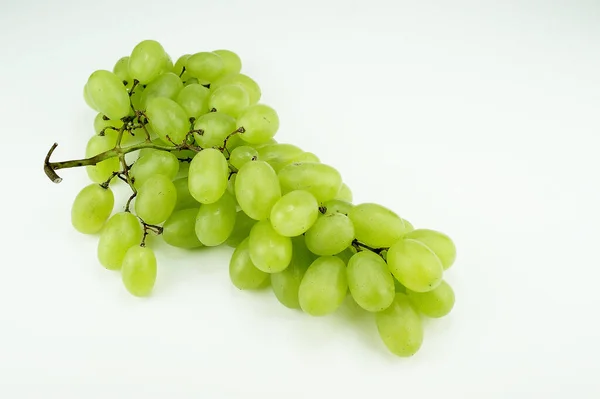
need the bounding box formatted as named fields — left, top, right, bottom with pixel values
left=62, top=39, right=457, bottom=357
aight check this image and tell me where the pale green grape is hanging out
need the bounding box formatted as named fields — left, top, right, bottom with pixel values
left=225, top=133, right=246, bottom=152
left=93, top=113, right=123, bottom=135
left=85, top=133, right=119, bottom=183
left=278, top=162, right=342, bottom=203
left=403, top=219, right=415, bottom=232
left=229, top=238, right=269, bottom=290
left=188, top=149, right=229, bottom=204
left=298, top=256, right=347, bottom=316
left=121, top=246, right=157, bottom=297
left=324, top=199, right=354, bottom=216
left=172, top=177, right=200, bottom=211
left=71, top=184, right=114, bottom=234
left=305, top=213, right=355, bottom=256
left=83, top=83, right=98, bottom=111
left=348, top=203, right=410, bottom=248
left=164, top=53, right=174, bottom=74
left=270, top=190, right=319, bottom=237
left=86, top=70, right=130, bottom=121
left=250, top=138, right=278, bottom=149
left=135, top=174, right=177, bottom=224
left=130, top=85, right=145, bottom=111
left=375, top=293, right=423, bottom=357
left=290, top=151, right=320, bottom=164
left=248, top=220, right=292, bottom=273
left=394, top=279, right=407, bottom=293
left=405, top=229, right=456, bottom=270
left=335, top=183, right=353, bottom=202
left=407, top=280, right=455, bottom=318
left=225, top=211, right=257, bottom=248
left=256, top=143, right=303, bottom=172
left=193, top=112, right=236, bottom=148
left=98, top=212, right=143, bottom=270
left=113, top=56, right=131, bottom=85
left=195, top=192, right=237, bottom=246
left=213, top=49, right=242, bottom=75
left=128, top=40, right=168, bottom=84
left=226, top=173, right=236, bottom=196
left=146, top=97, right=189, bottom=145
left=140, top=72, right=184, bottom=108
left=212, top=73, right=261, bottom=104
left=176, top=83, right=210, bottom=119
left=130, top=151, right=179, bottom=188
left=235, top=160, right=281, bottom=220
left=387, top=238, right=443, bottom=292
left=186, top=52, right=225, bottom=83
left=347, top=251, right=395, bottom=312
left=162, top=208, right=203, bottom=249
left=335, top=246, right=357, bottom=264
left=237, top=104, right=279, bottom=144
left=271, top=236, right=316, bottom=309
left=229, top=146, right=258, bottom=170
left=208, top=84, right=249, bottom=118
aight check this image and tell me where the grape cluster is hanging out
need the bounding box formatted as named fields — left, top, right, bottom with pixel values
left=47, top=40, right=458, bottom=357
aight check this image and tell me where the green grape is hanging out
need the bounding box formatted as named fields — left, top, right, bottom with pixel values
left=324, top=199, right=354, bottom=216
left=335, top=246, right=357, bottom=264
left=290, top=151, right=320, bottom=164
left=335, top=183, right=353, bottom=202
left=403, top=219, right=415, bottom=233
left=195, top=192, right=237, bottom=246
left=208, top=84, right=250, bottom=118
left=128, top=40, right=168, bottom=84
left=298, top=256, right=347, bottom=316
left=235, top=160, right=281, bottom=220
left=229, top=238, right=269, bottom=290
left=86, top=70, right=130, bottom=121
left=135, top=174, right=177, bottom=225
left=278, top=162, right=342, bottom=203
left=226, top=173, right=236, bottom=196
left=162, top=208, right=203, bottom=249
left=405, top=229, right=456, bottom=270
left=387, top=238, right=443, bottom=293
left=140, top=72, right=184, bottom=108
left=248, top=220, right=292, bottom=273
left=225, top=133, right=246, bottom=152
left=164, top=53, right=174, bottom=73
left=213, top=49, right=242, bottom=75
left=251, top=138, right=278, bottom=149
left=186, top=52, right=225, bottom=83
left=130, top=150, right=179, bottom=188
left=225, top=210, right=257, bottom=248
left=172, top=177, right=200, bottom=211
left=270, top=190, right=319, bottom=237
left=130, top=85, right=145, bottom=111
left=121, top=246, right=157, bottom=297
left=212, top=73, right=261, bottom=104
left=193, top=112, right=236, bottom=148
left=188, top=149, right=229, bottom=204
left=229, top=146, right=258, bottom=170
left=93, top=113, right=123, bottom=135
left=305, top=213, right=355, bottom=256
left=176, top=83, right=210, bottom=119
left=347, top=251, right=395, bottom=312
left=83, top=83, right=98, bottom=111
left=85, top=133, right=119, bottom=183
left=407, top=280, right=455, bottom=318
left=394, top=279, right=407, bottom=293
left=146, top=97, right=189, bottom=145
left=256, top=143, right=303, bottom=172
left=348, top=203, right=410, bottom=248
left=271, top=236, right=316, bottom=309
left=97, top=212, right=143, bottom=270
left=236, top=104, right=279, bottom=144
left=173, top=54, right=190, bottom=76
left=113, top=56, right=131, bottom=85
left=375, top=293, right=423, bottom=357
left=71, top=184, right=114, bottom=234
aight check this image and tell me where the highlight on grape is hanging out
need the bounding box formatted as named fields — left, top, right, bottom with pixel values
left=43, top=39, right=457, bottom=357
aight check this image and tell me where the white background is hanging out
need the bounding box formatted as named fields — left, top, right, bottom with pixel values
left=1, top=0, right=599, bottom=398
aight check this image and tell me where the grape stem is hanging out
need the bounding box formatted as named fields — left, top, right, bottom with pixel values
left=352, top=239, right=387, bottom=254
